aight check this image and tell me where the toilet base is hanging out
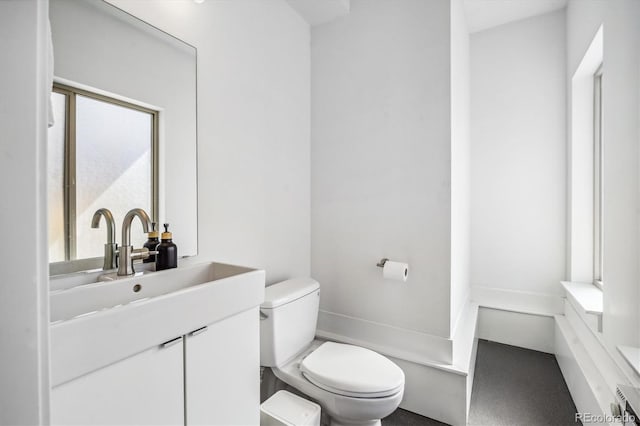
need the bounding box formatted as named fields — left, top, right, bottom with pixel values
left=269, top=340, right=402, bottom=426
left=330, top=419, right=381, bottom=426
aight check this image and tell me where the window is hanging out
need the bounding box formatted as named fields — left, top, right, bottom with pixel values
left=593, top=65, right=603, bottom=288
left=569, top=25, right=602, bottom=288
left=48, top=83, right=158, bottom=263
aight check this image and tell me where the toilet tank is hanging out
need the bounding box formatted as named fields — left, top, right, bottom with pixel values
left=260, top=278, right=320, bottom=367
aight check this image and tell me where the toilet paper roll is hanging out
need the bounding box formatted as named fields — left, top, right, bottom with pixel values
left=382, top=261, right=409, bottom=282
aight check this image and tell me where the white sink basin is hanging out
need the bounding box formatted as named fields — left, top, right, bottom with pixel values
left=49, top=261, right=157, bottom=291
left=50, top=261, right=251, bottom=322
left=50, top=261, right=265, bottom=387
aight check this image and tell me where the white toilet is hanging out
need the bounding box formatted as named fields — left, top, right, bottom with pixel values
left=260, top=278, right=405, bottom=426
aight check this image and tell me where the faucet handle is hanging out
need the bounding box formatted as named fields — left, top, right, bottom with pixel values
left=131, top=247, right=158, bottom=261
left=131, top=247, right=150, bottom=260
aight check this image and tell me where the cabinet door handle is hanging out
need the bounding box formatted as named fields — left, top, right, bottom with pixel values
left=189, top=326, right=208, bottom=337
left=160, top=336, right=183, bottom=349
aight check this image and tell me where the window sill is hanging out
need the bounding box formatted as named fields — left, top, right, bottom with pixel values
left=560, top=281, right=603, bottom=332
left=618, top=346, right=640, bottom=377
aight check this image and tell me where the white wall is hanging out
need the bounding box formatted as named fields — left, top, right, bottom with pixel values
left=108, top=0, right=311, bottom=284
left=0, top=0, right=50, bottom=423
left=599, top=0, right=640, bottom=351
left=450, top=0, right=471, bottom=334
left=470, top=11, right=567, bottom=300
left=566, top=0, right=640, bottom=350
left=311, top=0, right=454, bottom=355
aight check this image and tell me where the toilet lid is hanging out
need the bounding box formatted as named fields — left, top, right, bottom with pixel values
left=300, top=342, right=404, bottom=398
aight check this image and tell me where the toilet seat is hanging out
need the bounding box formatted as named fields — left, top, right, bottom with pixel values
left=300, top=342, right=404, bottom=398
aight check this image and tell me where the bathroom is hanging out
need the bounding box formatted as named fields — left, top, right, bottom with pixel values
left=1, top=0, right=640, bottom=424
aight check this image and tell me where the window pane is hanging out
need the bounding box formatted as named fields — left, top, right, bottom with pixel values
left=75, top=95, right=152, bottom=259
left=593, top=71, right=603, bottom=282
left=48, top=92, right=67, bottom=263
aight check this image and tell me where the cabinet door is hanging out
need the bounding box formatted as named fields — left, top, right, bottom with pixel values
left=51, top=338, right=184, bottom=425
left=185, top=308, right=260, bottom=425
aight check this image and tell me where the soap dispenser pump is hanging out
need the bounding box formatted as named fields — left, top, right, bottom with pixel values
left=156, top=223, right=177, bottom=270
left=143, top=222, right=159, bottom=263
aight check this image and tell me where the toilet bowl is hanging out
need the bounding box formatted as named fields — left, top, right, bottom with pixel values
left=260, top=278, right=405, bottom=426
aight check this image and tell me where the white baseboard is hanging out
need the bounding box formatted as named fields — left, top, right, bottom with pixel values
left=561, top=298, right=638, bottom=396
left=467, top=337, right=479, bottom=416
left=470, top=285, right=561, bottom=354
left=554, top=315, right=612, bottom=424
left=477, top=307, right=556, bottom=353
left=393, top=356, right=468, bottom=426
left=318, top=287, right=562, bottom=368
left=317, top=310, right=453, bottom=365
left=471, top=285, right=564, bottom=316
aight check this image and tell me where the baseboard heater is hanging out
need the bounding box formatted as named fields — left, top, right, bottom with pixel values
left=615, top=384, right=640, bottom=425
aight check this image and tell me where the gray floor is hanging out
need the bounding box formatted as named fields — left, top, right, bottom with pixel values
left=383, top=340, right=579, bottom=426
left=383, top=408, right=448, bottom=425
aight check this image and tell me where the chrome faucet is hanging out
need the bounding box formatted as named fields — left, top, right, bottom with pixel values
left=118, top=208, right=154, bottom=276
left=91, top=208, right=118, bottom=270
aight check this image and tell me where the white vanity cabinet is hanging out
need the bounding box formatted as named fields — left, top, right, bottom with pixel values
left=51, top=308, right=261, bottom=426
left=49, top=262, right=265, bottom=426
left=51, top=340, right=185, bottom=425
left=185, top=307, right=260, bottom=425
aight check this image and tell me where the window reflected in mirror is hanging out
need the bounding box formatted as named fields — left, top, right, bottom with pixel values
left=47, top=84, right=158, bottom=263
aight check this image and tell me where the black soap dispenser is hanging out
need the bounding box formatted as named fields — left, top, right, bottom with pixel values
left=143, top=222, right=159, bottom=263
left=156, top=223, right=177, bottom=270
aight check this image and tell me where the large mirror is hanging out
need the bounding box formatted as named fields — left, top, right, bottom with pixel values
left=48, top=0, right=198, bottom=275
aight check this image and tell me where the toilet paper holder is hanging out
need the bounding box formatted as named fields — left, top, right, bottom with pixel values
left=376, top=258, right=389, bottom=268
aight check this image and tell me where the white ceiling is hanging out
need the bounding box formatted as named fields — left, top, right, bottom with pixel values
left=464, top=0, right=568, bottom=33
left=286, top=0, right=567, bottom=31
left=286, top=0, right=350, bottom=26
